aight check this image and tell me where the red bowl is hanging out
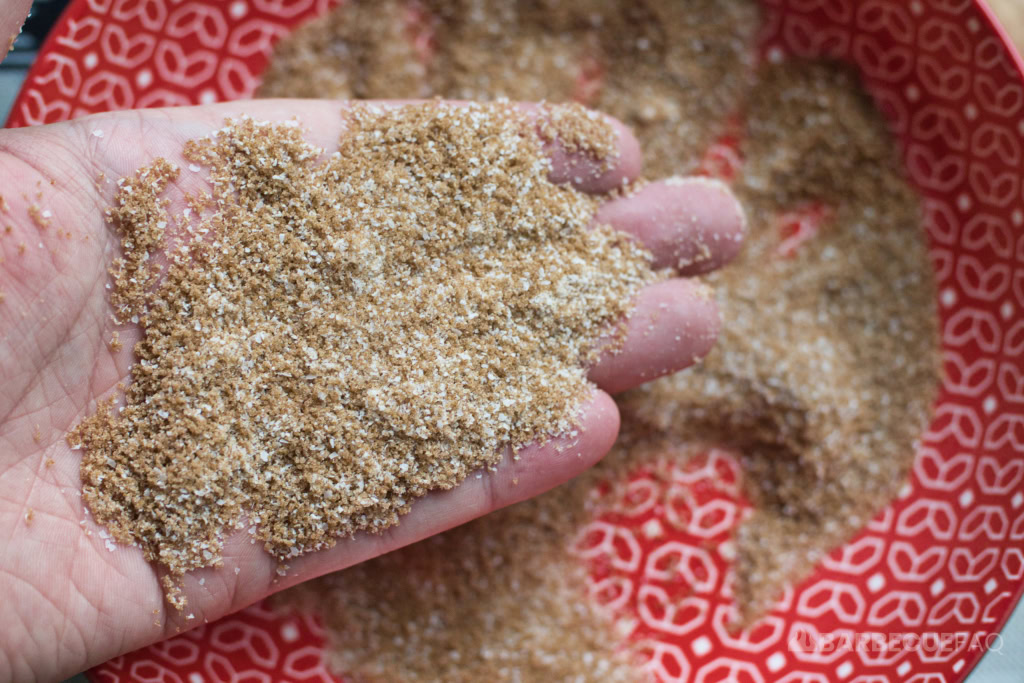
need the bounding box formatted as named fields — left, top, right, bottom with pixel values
left=9, top=1, right=1024, bottom=681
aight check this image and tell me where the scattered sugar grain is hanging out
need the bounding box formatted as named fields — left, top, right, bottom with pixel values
left=28, top=204, right=50, bottom=229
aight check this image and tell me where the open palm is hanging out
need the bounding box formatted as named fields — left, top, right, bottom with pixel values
left=0, top=99, right=744, bottom=681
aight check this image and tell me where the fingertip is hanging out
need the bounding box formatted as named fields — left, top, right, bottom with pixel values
left=573, top=388, right=621, bottom=468
left=546, top=114, right=643, bottom=194
left=588, top=278, right=720, bottom=395
left=669, top=176, right=746, bottom=273
left=504, top=388, right=620, bottom=484
left=605, top=117, right=643, bottom=187
left=595, top=176, right=747, bottom=275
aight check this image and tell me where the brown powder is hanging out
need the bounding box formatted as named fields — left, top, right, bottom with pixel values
left=104, top=158, right=179, bottom=323
left=265, top=0, right=939, bottom=678
left=0, top=194, right=9, bottom=213
left=70, top=102, right=655, bottom=599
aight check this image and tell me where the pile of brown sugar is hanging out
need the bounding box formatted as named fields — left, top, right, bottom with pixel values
left=258, top=0, right=759, bottom=178
left=621, top=61, right=940, bottom=618
left=69, top=102, right=656, bottom=602
left=289, top=463, right=643, bottom=682
left=265, top=0, right=941, bottom=678
left=290, top=428, right=721, bottom=683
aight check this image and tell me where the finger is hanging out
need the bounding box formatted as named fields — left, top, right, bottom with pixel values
left=543, top=114, right=643, bottom=194
left=163, top=390, right=621, bottom=624
left=594, top=177, right=746, bottom=275
left=587, top=278, right=720, bottom=395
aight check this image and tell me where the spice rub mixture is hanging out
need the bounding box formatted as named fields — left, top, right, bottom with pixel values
left=265, top=0, right=941, bottom=677
left=70, top=102, right=656, bottom=599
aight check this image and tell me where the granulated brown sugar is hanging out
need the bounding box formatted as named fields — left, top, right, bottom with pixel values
left=27, top=204, right=51, bottom=229
left=256, top=0, right=427, bottom=101
left=280, top=423, right=697, bottom=683
left=259, top=0, right=758, bottom=178
left=70, top=102, right=655, bottom=596
left=266, top=0, right=939, bottom=678
left=292, top=469, right=639, bottom=682
left=538, top=101, right=617, bottom=163
left=621, top=62, right=940, bottom=618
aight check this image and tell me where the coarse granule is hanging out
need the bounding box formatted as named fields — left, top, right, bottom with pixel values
left=258, top=0, right=759, bottom=178
left=266, top=1, right=939, bottom=677
left=69, top=102, right=656, bottom=598
left=27, top=204, right=51, bottom=229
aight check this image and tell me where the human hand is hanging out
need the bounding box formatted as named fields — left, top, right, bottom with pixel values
left=0, top=100, right=744, bottom=681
